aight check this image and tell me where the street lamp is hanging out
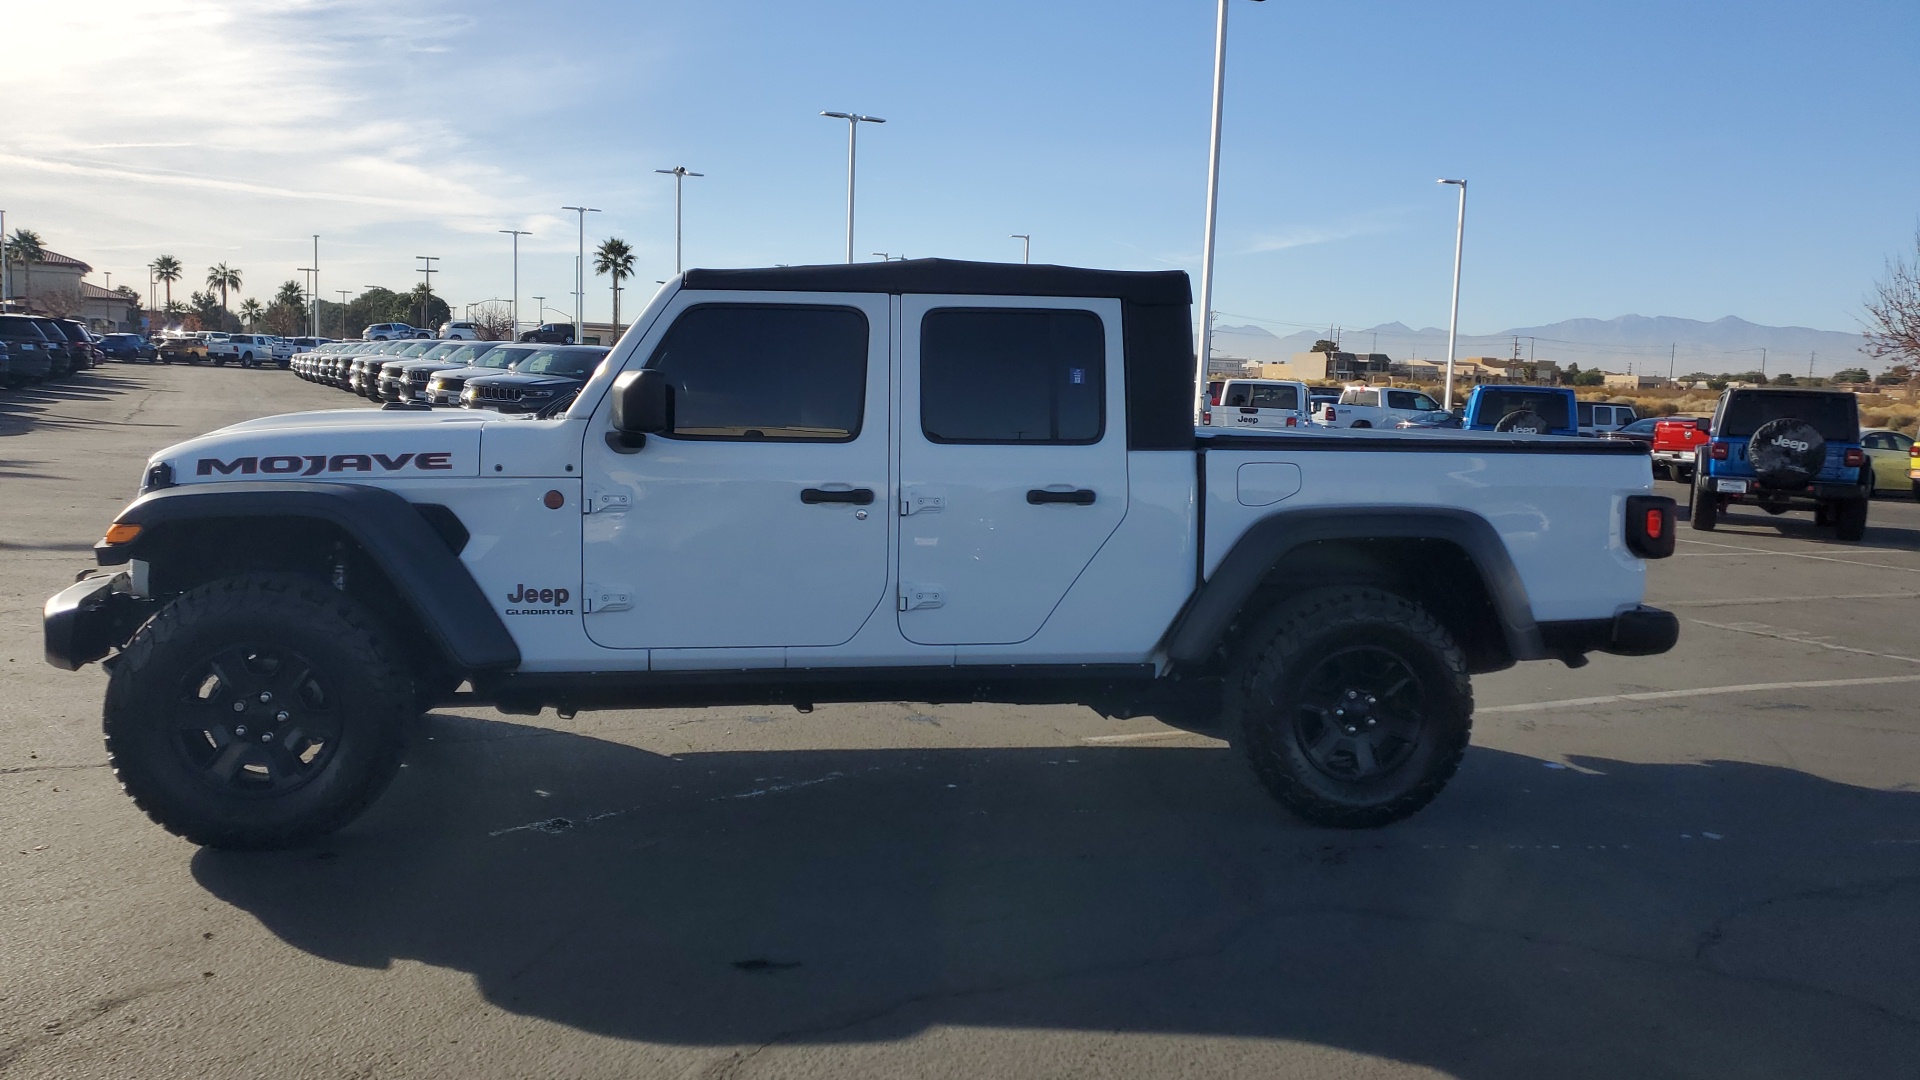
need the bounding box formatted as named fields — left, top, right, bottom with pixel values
left=311, top=235, right=320, bottom=337
left=1010, top=234, right=1030, bottom=264
left=531, top=295, right=544, bottom=335
left=1194, top=0, right=1265, bottom=423
left=297, top=267, right=316, bottom=332
left=336, top=290, right=350, bottom=338
left=1437, top=178, right=1467, bottom=411
left=653, top=167, right=703, bottom=275
left=499, top=229, right=530, bottom=337
left=820, top=111, right=886, bottom=264
left=560, top=206, right=600, bottom=338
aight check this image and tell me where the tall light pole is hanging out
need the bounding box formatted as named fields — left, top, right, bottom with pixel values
left=297, top=267, right=316, bottom=332
left=653, top=167, right=703, bottom=275
left=1438, top=178, right=1467, bottom=412
left=0, top=208, right=7, bottom=310
left=499, top=228, right=530, bottom=336
left=311, top=235, right=320, bottom=337
left=820, top=111, right=885, bottom=264
left=415, top=255, right=439, bottom=331
left=1010, top=234, right=1030, bottom=264
left=560, top=206, right=599, bottom=338
left=336, top=290, right=350, bottom=338
left=1194, top=0, right=1265, bottom=421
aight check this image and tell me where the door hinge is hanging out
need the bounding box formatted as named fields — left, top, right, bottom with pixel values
left=584, top=491, right=632, bottom=514
left=898, top=582, right=945, bottom=611
left=582, top=582, right=632, bottom=613
left=901, top=486, right=945, bottom=516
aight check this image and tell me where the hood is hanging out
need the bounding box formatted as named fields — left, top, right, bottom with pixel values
left=429, top=364, right=514, bottom=384
left=467, top=371, right=585, bottom=390
left=153, top=408, right=490, bottom=485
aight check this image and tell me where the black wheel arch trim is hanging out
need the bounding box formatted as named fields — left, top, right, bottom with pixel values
left=95, top=482, right=518, bottom=671
left=1163, top=506, right=1547, bottom=666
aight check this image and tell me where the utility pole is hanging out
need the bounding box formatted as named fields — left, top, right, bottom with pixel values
left=499, top=229, right=530, bottom=336
left=1669, top=343, right=1676, bottom=382
left=1760, top=347, right=1767, bottom=381
left=415, top=256, right=439, bottom=330
left=1809, top=351, right=1815, bottom=379
left=311, top=235, right=320, bottom=336
left=1010, top=234, right=1030, bottom=264
left=336, top=290, right=350, bottom=338
left=820, top=112, right=886, bottom=264
left=653, top=167, right=702, bottom=275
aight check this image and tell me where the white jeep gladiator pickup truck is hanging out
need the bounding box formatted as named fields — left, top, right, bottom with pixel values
left=44, top=260, right=1678, bottom=850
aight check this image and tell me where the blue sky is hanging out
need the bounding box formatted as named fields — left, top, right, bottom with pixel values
left=9, top=0, right=1917, bottom=341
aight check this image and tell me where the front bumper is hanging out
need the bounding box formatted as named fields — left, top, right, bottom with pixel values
left=1538, top=606, right=1680, bottom=664
left=43, top=574, right=154, bottom=671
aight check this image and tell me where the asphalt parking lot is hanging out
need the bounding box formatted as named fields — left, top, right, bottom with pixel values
left=3, top=365, right=1917, bottom=1079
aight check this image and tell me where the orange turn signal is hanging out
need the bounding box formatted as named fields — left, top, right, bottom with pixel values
left=102, top=523, right=142, bottom=545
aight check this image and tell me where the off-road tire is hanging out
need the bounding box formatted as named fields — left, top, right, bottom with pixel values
left=1228, top=587, right=1472, bottom=829
left=104, top=573, right=413, bottom=850
left=1834, top=497, right=1868, bottom=542
left=1690, top=474, right=1718, bottom=530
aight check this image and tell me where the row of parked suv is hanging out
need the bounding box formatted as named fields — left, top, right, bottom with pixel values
left=0, top=313, right=112, bottom=386
left=288, top=337, right=610, bottom=414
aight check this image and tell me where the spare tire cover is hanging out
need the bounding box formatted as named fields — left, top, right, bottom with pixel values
left=1748, top=418, right=1825, bottom=487
left=1494, top=410, right=1549, bottom=435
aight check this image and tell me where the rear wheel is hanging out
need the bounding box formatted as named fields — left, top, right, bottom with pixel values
left=104, top=573, right=413, bottom=849
left=1229, top=587, right=1472, bottom=828
left=1690, top=475, right=1718, bottom=530
left=1834, top=497, right=1868, bottom=542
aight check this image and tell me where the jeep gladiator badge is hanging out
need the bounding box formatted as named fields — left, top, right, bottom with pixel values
left=505, top=584, right=573, bottom=616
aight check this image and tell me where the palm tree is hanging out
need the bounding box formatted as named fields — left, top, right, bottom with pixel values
left=238, top=298, right=264, bottom=327
left=593, top=238, right=635, bottom=330
left=161, top=300, right=188, bottom=328
left=206, top=262, right=242, bottom=313
left=273, top=280, right=306, bottom=309
left=151, top=255, right=182, bottom=308
left=6, top=229, right=46, bottom=305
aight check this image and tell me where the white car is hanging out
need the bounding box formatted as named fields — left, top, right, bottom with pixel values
left=363, top=322, right=420, bottom=341
left=1315, top=385, right=1449, bottom=429
left=1202, top=378, right=1311, bottom=430
left=440, top=321, right=480, bottom=340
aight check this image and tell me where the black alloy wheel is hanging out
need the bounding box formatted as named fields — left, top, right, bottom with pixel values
left=171, top=643, right=341, bottom=797
left=1291, top=646, right=1427, bottom=782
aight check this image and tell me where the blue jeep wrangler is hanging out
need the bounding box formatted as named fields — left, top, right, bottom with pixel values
left=1461, top=384, right=1580, bottom=436
left=1692, top=388, right=1869, bottom=541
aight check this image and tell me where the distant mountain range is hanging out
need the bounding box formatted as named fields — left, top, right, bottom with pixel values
left=1212, top=315, right=1876, bottom=378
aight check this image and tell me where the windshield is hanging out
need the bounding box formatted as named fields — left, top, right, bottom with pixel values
left=441, top=342, right=500, bottom=364
left=420, top=343, right=461, bottom=359
left=1620, top=417, right=1661, bottom=434
left=519, top=346, right=608, bottom=378
left=476, top=347, right=533, bottom=370
left=1719, top=391, right=1859, bottom=440
left=1475, top=389, right=1573, bottom=430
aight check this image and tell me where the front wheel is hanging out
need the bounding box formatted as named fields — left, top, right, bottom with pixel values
left=1229, top=587, right=1472, bottom=828
left=104, top=573, right=414, bottom=849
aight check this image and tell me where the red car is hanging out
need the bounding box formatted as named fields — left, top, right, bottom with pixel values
left=1651, top=416, right=1710, bottom=480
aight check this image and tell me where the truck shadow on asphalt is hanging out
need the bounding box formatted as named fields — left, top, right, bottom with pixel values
left=1673, top=504, right=1920, bottom=552
left=192, top=712, right=1920, bottom=1076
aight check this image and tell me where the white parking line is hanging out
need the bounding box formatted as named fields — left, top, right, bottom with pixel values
left=1673, top=537, right=1920, bottom=574
left=1665, top=592, right=1920, bottom=608
left=1478, top=673, right=1920, bottom=714
left=1690, top=619, right=1920, bottom=665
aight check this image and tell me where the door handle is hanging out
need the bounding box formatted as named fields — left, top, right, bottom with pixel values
left=801, top=487, right=875, bottom=505
left=1027, top=488, right=1096, bottom=505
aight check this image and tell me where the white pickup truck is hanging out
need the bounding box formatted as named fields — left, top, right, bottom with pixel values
left=206, top=333, right=280, bottom=368
left=44, top=259, right=1678, bottom=850
left=1316, top=385, right=1451, bottom=429
left=1202, top=377, right=1311, bottom=430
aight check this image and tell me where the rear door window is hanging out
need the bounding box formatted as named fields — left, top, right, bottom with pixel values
left=1247, top=385, right=1298, bottom=410
left=919, top=308, right=1104, bottom=444
left=1478, top=390, right=1573, bottom=431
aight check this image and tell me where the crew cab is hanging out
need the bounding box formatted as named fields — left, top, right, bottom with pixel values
left=1577, top=401, right=1639, bottom=437
left=1202, top=378, right=1310, bottom=429
left=1462, top=385, right=1579, bottom=436
left=1691, top=387, right=1868, bottom=540
left=1314, top=385, right=1448, bottom=428
left=1650, top=417, right=1710, bottom=480
left=43, top=259, right=1677, bottom=851
left=208, top=333, right=278, bottom=367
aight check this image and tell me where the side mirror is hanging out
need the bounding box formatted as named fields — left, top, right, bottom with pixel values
left=606, top=369, right=673, bottom=451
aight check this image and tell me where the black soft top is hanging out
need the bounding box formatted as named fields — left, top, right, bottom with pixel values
left=682, top=258, right=1191, bottom=306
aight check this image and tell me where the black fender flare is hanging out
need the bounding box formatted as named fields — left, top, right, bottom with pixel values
left=97, top=482, right=519, bottom=671
left=1164, top=506, right=1546, bottom=665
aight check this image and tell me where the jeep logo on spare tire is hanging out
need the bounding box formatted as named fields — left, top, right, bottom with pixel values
left=1746, top=418, right=1826, bottom=487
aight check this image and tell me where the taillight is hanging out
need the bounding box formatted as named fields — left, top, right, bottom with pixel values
left=1710, top=441, right=1729, bottom=460
left=1843, top=448, right=1864, bottom=468
left=1625, top=495, right=1676, bottom=559
left=1286, top=416, right=1297, bottom=427
left=1200, top=405, right=1212, bottom=426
